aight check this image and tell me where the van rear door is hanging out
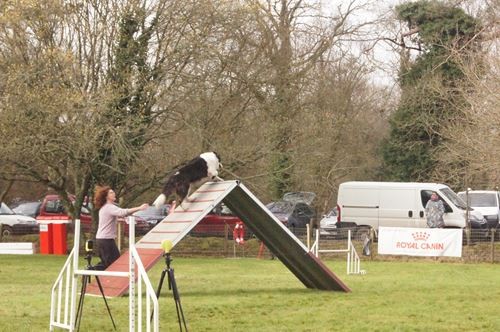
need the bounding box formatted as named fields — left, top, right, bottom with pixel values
left=378, top=188, right=418, bottom=228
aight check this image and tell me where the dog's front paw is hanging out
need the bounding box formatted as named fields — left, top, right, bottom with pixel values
left=213, top=176, right=224, bottom=182
left=179, top=201, right=189, bottom=210
left=152, top=194, right=166, bottom=209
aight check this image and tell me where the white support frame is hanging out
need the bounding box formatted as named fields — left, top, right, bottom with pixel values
left=308, top=225, right=364, bottom=275
left=50, top=217, right=159, bottom=331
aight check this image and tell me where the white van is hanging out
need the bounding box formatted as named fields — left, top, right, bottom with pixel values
left=336, top=182, right=486, bottom=239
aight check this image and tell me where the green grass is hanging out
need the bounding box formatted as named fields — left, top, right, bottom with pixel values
left=0, top=255, right=499, bottom=331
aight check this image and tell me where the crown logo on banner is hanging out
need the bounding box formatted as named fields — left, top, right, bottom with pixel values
left=412, top=231, right=430, bottom=241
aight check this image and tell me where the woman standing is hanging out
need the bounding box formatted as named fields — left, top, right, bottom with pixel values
left=425, top=191, right=445, bottom=228
left=93, top=186, right=148, bottom=268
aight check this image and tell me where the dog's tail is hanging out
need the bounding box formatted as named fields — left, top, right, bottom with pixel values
left=153, top=177, right=178, bottom=209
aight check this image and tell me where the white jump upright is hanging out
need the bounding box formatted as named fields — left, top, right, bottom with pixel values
left=308, top=226, right=364, bottom=275
left=49, top=217, right=159, bottom=331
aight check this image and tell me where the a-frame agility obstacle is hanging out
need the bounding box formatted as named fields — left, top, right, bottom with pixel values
left=87, top=180, right=350, bottom=297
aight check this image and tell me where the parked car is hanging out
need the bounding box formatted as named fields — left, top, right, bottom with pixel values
left=37, top=195, right=150, bottom=235
left=133, top=204, right=170, bottom=227
left=0, top=202, right=39, bottom=236
left=123, top=216, right=151, bottom=235
left=191, top=203, right=250, bottom=238
left=266, top=192, right=316, bottom=229
left=458, top=190, right=500, bottom=230
left=319, top=207, right=339, bottom=237
left=12, top=201, right=42, bottom=218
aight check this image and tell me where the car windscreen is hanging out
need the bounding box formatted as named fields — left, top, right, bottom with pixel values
left=461, top=193, right=497, bottom=207
left=440, top=188, right=467, bottom=210
left=0, top=203, right=15, bottom=215
left=13, top=202, right=41, bottom=215
left=326, top=208, right=337, bottom=217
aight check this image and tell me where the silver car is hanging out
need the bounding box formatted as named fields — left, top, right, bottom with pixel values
left=319, top=208, right=339, bottom=237
left=0, top=202, right=39, bottom=236
left=458, top=190, right=500, bottom=230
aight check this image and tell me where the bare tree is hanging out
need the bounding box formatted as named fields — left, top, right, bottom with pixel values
left=0, top=180, right=14, bottom=204
left=437, top=37, right=500, bottom=187
left=1, top=0, right=394, bottom=220
left=0, top=0, right=211, bottom=223
left=296, top=54, right=391, bottom=211
left=419, top=0, right=500, bottom=189
left=243, top=0, right=377, bottom=199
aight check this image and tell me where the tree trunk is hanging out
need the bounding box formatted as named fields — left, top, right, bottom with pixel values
left=0, top=180, right=14, bottom=203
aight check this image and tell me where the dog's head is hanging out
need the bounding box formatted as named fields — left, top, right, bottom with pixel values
left=212, top=151, right=222, bottom=167
left=201, top=151, right=222, bottom=169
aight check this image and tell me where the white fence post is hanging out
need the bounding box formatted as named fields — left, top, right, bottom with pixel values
left=50, top=216, right=159, bottom=331
left=129, top=216, right=135, bottom=332
left=70, top=219, right=81, bottom=331
left=313, top=228, right=364, bottom=275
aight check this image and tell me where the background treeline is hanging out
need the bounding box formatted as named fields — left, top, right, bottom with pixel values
left=0, top=0, right=498, bottom=218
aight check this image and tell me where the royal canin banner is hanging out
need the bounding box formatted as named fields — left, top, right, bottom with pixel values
left=378, top=227, right=462, bottom=257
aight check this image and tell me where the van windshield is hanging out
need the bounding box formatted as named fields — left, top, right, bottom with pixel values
left=440, top=188, right=467, bottom=210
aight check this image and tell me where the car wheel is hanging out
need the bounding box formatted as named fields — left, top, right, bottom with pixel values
left=355, top=227, right=371, bottom=242
left=1, top=225, right=13, bottom=237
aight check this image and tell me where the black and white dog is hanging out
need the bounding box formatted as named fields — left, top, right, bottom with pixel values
left=153, top=152, right=223, bottom=209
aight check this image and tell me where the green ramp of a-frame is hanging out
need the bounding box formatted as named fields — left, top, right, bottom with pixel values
left=223, top=182, right=350, bottom=292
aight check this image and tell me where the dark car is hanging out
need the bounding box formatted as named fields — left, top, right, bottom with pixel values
left=12, top=201, right=42, bottom=219
left=266, top=192, right=316, bottom=229
left=133, top=205, right=170, bottom=227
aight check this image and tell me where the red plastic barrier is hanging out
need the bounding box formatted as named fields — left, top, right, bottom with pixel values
left=52, top=223, right=67, bottom=255
left=39, top=223, right=54, bottom=255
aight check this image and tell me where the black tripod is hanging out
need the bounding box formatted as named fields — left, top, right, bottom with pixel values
left=74, top=243, right=116, bottom=332
left=153, top=252, right=188, bottom=331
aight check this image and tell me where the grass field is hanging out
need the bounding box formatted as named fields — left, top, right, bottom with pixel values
left=0, top=254, right=499, bottom=332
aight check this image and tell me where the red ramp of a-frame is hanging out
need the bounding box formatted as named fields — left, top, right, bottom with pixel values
left=87, top=181, right=239, bottom=297
left=87, top=181, right=350, bottom=297
left=85, top=248, right=163, bottom=297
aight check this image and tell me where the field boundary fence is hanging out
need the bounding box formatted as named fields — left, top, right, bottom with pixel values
left=1, top=223, right=499, bottom=263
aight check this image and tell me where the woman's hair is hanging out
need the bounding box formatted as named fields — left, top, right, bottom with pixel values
left=94, top=185, right=111, bottom=210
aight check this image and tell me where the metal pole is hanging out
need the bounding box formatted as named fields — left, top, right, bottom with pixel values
left=69, top=219, right=81, bottom=332
left=233, top=239, right=236, bottom=258
left=490, top=229, right=495, bottom=264
left=347, top=230, right=351, bottom=274
left=315, top=229, right=319, bottom=257
left=306, top=224, right=310, bottom=250
left=129, top=216, right=135, bottom=332
left=224, top=223, right=228, bottom=257
left=370, top=228, right=374, bottom=260
left=466, top=188, right=471, bottom=246
left=117, top=222, right=122, bottom=252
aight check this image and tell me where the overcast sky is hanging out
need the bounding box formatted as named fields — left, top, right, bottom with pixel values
left=319, top=0, right=405, bottom=87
